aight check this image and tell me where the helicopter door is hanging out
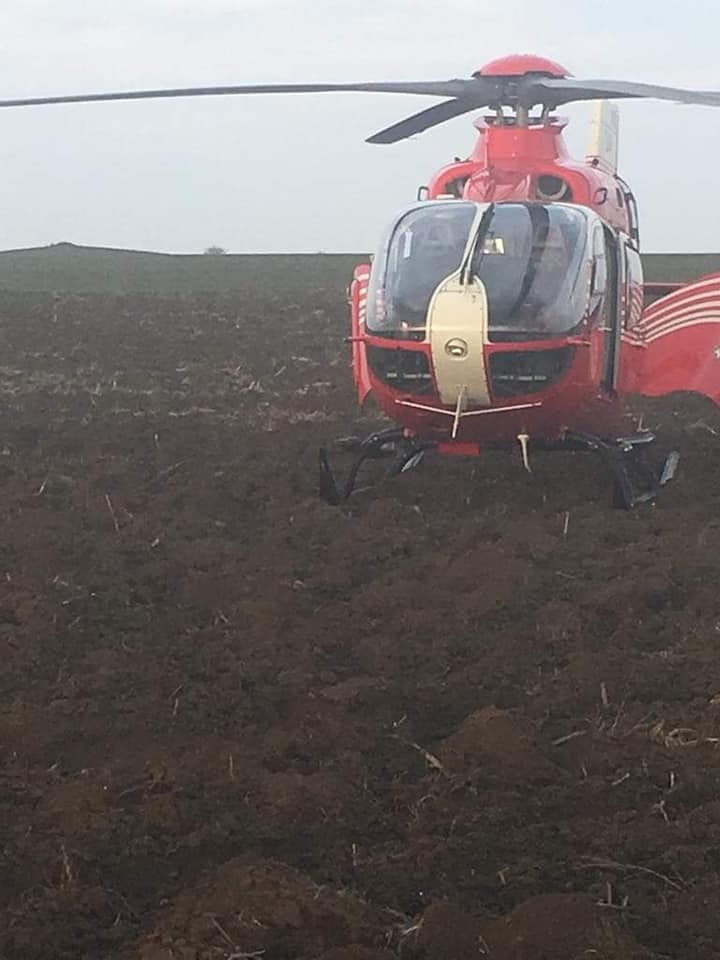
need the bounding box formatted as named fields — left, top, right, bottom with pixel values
left=600, top=228, right=624, bottom=393
left=427, top=269, right=491, bottom=407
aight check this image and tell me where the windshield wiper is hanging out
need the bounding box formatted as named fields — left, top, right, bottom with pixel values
left=460, top=203, right=495, bottom=286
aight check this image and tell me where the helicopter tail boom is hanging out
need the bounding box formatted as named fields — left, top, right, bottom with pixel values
left=623, top=273, right=720, bottom=403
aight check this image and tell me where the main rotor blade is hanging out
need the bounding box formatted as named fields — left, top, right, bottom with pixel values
left=0, top=79, right=479, bottom=110
left=533, top=77, right=720, bottom=107
left=4, top=71, right=719, bottom=143
left=367, top=98, right=483, bottom=144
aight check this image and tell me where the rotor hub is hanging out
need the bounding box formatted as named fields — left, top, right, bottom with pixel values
left=474, top=54, right=571, bottom=79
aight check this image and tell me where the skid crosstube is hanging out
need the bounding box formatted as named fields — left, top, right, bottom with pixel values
left=319, top=427, right=431, bottom=505
left=564, top=429, right=679, bottom=509
left=319, top=426, right=679, bottom=509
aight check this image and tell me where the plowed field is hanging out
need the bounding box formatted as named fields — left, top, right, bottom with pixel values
left=1, top=280, right=720, bottom=959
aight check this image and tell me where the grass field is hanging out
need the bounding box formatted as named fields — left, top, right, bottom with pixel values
left=0, top=244, right=363, bottom=295
left=0, top=242, right=718, bottom=294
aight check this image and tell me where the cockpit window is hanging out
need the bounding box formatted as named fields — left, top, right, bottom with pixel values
left=366, top=201, right=592, bottom=341
left=366, top=203, right=476, bottom=337
left=473, top=204, right=589, bottom=339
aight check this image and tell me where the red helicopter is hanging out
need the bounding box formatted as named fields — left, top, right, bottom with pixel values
left=319, top=54, right=720, bottom=507
left=4, top=54, right=720, bottom=506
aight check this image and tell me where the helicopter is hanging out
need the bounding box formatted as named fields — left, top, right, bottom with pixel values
left=3, top=53, right=720, bottom=506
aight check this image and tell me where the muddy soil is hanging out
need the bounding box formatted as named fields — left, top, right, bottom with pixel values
left=1, top=284, right=720, bottom=959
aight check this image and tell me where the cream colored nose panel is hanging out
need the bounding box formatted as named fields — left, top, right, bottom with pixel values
left=427, top=271, right=490, bottom=406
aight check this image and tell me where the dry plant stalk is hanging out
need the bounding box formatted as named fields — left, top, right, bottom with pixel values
left=396, top=736, right=445, bottom=773
left=664, top=727, right=699, bottom=748
left=578, top=856, right=684, bottom=891
left=60, top=843, right=74, bottom=888
left=105, top=494, right=120, bottom=533
left=211, top=917, right=266, bottom=959
left=552, top=729, right=587, bottom=747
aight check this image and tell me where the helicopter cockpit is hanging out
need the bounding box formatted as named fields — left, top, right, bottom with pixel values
left=366, top=200, right=598, bottom=342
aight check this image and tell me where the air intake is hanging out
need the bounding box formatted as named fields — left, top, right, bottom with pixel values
left=536, top=174, right=573, bottom=202
left=489, top=347, right=575, bottom=398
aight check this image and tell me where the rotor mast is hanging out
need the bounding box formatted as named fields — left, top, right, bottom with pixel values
left=471, top=54, right=572, bottom=129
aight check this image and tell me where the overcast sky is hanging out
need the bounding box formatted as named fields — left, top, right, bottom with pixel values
left=0, top=0, right=717, bottom=253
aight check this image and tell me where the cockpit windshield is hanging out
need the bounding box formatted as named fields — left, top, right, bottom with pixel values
left=366, top=202, right=476, bottom=338
left=366, top=201, right=592, bottom=341
left=472, top=204, right=589, bottom=338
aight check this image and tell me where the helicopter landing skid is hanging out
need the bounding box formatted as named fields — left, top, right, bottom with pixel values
left=563, top=429, right=679, bottom=509
left=319, top=427, right=432, bottom=505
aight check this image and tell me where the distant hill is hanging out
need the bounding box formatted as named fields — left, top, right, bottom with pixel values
left=641, top=253, right=720, bottom=284
left=0, top=241, right=717, bottom=294
left=0, top=242, right=366, bottom=295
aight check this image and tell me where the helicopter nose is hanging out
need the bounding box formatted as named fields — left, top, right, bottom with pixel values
left=427, top=274, right=491, bottom=409
left=444, top=338, right=469, bottom=358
